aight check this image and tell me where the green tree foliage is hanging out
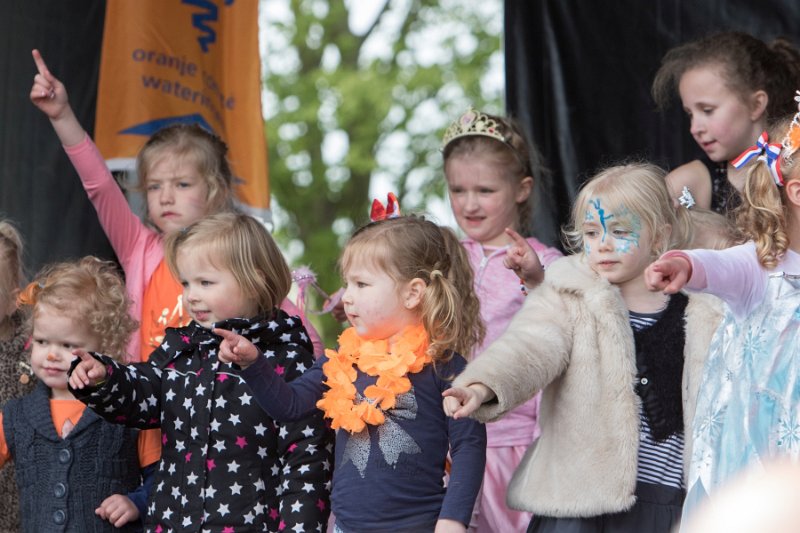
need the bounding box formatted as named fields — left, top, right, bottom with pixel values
left=261, top=0, right=503, bottom=343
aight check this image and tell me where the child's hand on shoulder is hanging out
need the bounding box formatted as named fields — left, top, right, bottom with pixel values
left=442, top=383, right=494, bottom=419
left=434, top=518, right=467, bottom=533
left=644, top=254, right=692, bottom=294
left=68, top=349, right=108, bottom=389
left=214, top=327, right=259, bottom=369
left=503, top=228, right=544, bottom=288
left=96, top=494, right=139, bottom=528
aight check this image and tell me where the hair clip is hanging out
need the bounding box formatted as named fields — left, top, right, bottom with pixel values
left=781, top=90, right=800, bottom=163
left=678, top=186, right=696, bottom=209
left=442, top=107, right=508, bottom=150
left=370, top=192, right=401, bottom=222
left=732, top=131, right=784, bottom=187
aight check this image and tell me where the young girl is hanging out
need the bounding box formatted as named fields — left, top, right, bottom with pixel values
left=2, top=256, right=158, bottom=532
left=442, top=107, right=562, bottom=531
left=645, top=110, right=800, bottom=521
left=213, top=214, right=487, bottom=533
left=443, top=163, right=722, bottom=532
left=29, top=48, right=323, bottom=362
left=0, top=219, right=35, bottom=531
left=68, top=212, right=333, bottom=532
left=651, top=31, right=800, bottom=213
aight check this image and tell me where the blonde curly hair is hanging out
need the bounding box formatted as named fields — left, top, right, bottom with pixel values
left=18, top=257, right=137, bottom=361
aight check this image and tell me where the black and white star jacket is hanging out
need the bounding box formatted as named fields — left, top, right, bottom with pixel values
left=69, top=309, right=334, bottom=533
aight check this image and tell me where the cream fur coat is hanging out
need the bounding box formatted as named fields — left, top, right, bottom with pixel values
left=453, top=254, right=722, bottom=517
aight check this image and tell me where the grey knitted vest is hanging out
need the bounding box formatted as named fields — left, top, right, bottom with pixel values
left=3, top=382, right=141, bottom=532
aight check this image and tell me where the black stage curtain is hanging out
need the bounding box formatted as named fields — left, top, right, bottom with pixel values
left=506, top=0, right=800, bottom=248
left=0, top=0, right=111, bottom=277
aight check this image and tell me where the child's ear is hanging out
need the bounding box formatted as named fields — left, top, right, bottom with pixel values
left=516, top=176, right=534, bottom=203
left=784, top=179, right=800, bottom=209
left=403, top=278, right=427, bottom=310
left=749, top=90, right=768, bottom=122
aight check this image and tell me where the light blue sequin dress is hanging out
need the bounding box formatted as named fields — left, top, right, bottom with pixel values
left=683, top=271, right=800, bottom=522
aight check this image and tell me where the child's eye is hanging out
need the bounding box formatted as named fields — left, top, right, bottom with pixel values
left=479, top=188, right=495, bottom=194
left=613, top=229, right=630, bottom=237
left=584, top=230, right=598, bottom=238
left=180, top=281, right=189, bottom=288
left=448, top=186, right=464, bottom=194
left=146, top=183, right=160, bottom=191
left=201, top=280, right=213, bottom=287
left=177, top=181, right=193, bottom=189
left=62, top=343, right=75, bottom=350
left=34, top=338, right=47, bottom=346
left=356, top=282, right=367, bottom=288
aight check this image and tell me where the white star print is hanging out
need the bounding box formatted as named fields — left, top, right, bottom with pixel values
left=268, top=321, right=279, bottom=330
left=290, top=499, right=302, bottom=512
left=162, top=507, right=173, bottom=520
left=301, top=425, right=315, bottom=437
left=254, top=423, right=267, bottom=436
left=210, top=420, right=221, bottom=432
left=227, top=460, right=240, bottom=473
left=302, top=482, right=314, bottom=493
left=165, top=388, right=176, bottom=401
left=186, top=472, right=198, bottom=485
left=218, top=503, right=230, bottom=517
left=212, top=439, right=226, bottom=453
left=240, top=392, right=252, bottom=405
left=182, top=516, right=192, bottom=527
left=230, top=482, right=242, bottom=495
left=229, top=414, right=241, bottom=426
left=205, top=485, right=217, bottom=499
left=279, top=426, right=289, bottom=438
left=175, top=440, right=185, bottom=452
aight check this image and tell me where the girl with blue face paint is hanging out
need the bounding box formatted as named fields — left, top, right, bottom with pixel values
left=444, top=163, right=724, bottom=533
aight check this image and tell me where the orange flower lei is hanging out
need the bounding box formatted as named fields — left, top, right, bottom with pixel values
left=316, top=324, right=431, bottom=433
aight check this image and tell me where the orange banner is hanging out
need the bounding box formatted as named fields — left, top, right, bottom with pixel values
left=95, top=0, right=269, bottom=215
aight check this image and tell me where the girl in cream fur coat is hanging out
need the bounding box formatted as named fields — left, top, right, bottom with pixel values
left=444, top=163, right=723, bottom=533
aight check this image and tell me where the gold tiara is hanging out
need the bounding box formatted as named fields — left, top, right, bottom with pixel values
left=442, top=107, right=508, bottom=149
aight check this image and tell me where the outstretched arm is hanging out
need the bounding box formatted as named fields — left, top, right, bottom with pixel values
left=68, top=350, right=164, bottom=429
left=644, top=254, right=693, bottom=294
left=30, top=49, right=87, bottom=147
left=442, top=383, right=495, bottom=420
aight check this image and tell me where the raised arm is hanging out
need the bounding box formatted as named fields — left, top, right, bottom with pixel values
left=30, top=49, right=87, bottom=147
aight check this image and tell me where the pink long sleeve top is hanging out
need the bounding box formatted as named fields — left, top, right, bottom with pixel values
left=65, top=135, right=323, bottom=360
left=463, top=237, right=563, bottom=447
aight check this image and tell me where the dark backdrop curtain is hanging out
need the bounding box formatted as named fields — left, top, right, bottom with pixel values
left=506, top=0, right=800, bottom=248
left=0, top=0, right=110, bottom=278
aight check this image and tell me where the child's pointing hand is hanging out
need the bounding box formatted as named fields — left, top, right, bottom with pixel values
left=214, top=327, right=259, bottom=369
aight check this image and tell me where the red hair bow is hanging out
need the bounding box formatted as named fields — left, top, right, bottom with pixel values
left=370, top=192, right=401, bottom=222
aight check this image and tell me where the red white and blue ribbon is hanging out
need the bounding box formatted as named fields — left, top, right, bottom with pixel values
left=731, top=131, right=784, bottom=186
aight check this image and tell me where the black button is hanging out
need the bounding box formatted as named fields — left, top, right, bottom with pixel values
left=54, top=482, right=66, bottom=498
left=58, top=449, right=71, bottom=464
left=53, top=510, right=66, bottom=524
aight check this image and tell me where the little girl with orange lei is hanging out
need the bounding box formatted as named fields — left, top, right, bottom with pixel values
left=215, top=212, right=487, bottom=533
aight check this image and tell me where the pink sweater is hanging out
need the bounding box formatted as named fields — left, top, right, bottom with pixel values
left=65, top=136, right=323, bottom=361
left=462, top=237, right=563, bottom=446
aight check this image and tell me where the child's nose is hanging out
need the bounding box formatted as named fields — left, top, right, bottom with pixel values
left=160, top=185, right=175, bottom=204
left=46, top=352, right=58, bottom=362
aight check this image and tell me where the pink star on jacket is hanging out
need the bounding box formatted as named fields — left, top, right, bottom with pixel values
left=185, top=452, right=192, bottom=462
left=207, top=458, right=216, bottom=471
left=269, top=508, right=279, bottom=520
left=162, top=433, right=168, bottom=445
left=236, top=436, right=248, bottom=449
left=288, top=443, right=297, bottom=453
left=217, top=374, right=229, bottom=382
left=222, top=528, right=234, bottom=533
left=316, top=499, right=326, bottom=511
left=181, top=335, right=190, bottom=343
left=279, top=520, right=286, bottom=530
left=155, top=526, right=163, bottom=533
left=275, top=365, right=285, bottom=376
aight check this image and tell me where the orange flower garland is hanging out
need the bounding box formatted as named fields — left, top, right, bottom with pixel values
left=316, top=324, right=431, bottom=433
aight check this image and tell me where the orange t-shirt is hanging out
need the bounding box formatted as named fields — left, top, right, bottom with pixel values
left=0, top=399, right=161, bottom=468
left=140, top=259, right=191, bottom=362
